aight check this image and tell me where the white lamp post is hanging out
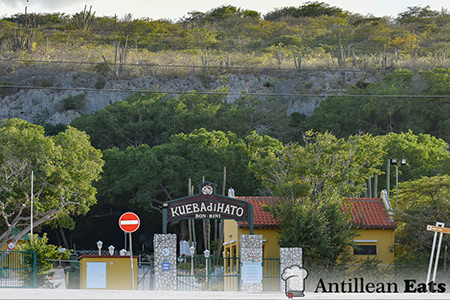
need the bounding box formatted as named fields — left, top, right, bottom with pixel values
left=204, top=249, right=210, bottom=288
left=108, top=245, right=115, bottom=256
left=389, top=158, right=407, bottom=210
left=96, top=240, right=103, bottom=256
left=190, top=245, right=195, bottom=276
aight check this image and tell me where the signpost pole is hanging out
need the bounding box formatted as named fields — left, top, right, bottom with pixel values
left=129, top=232, right=135, bottom=290
left=118, top=212, right=140, bottom=290
left=433, top=228, right=445, bottom=282
left=426, top=222, right=446, bottom=283
left=427, top=230, right=438, bottom=284
left=249, top=205, right=254, bottom=235
left=163, top=203, right=168, bottom=234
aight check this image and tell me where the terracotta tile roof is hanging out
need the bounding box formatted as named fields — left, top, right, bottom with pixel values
left=236, top=197, right=278, bottom=228
left=236, top=197, right=396, bottom=230
left=345, top=198, right=396, bottom=229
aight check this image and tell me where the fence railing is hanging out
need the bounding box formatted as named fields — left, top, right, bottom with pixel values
left=0, top=251, right=37, bottom=288
left=263, top=258, right=280, bottom=291
left=177, top=256, right=240, bottom=291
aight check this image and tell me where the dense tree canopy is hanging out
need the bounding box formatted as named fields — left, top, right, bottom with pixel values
left=250, top=131, right=385, bottom=267
left=395, top=175, right=450, bottom=265
left=301, top=69, right=450, bottom=142
left=97, top=128, right=260, bottom=213
left=70, top=91, right=289, bottom=150
left=0, top=119, right=104, bottom=250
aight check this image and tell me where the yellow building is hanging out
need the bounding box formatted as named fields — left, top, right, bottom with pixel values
left=0, top=228, right=31, bottom=251
left=79, top=255, right=138, bottom=290
left=224, top=197, right=396, bottom=268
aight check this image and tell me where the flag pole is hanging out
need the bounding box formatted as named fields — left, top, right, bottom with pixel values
left=30, top=171, right=33, bottom=238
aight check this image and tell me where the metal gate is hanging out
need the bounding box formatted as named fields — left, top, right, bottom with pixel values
left=138, top=261, right=154, bottom=290
left=263, top=258, right=280, bottom=291
left=0, top=251, right=37, bottom=288
left=177, top=256, right=240, bottom=291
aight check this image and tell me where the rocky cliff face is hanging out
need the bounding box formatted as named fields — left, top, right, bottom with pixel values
left=0, top=70, right=372, bottom=125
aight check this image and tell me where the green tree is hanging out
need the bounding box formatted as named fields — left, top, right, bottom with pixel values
left=267, top=198, right=357, bottom=269
left=249, top=131, right=385, bottom=267
left=97, top=128, right=260, bottom=212
left=395, top=175, right=450, bottom=265
left=93, top=128, right=261, bottom=242
left=377, top=131, right=450, bottom=184
left=70, top=91, right=289, bottom=150
left=19, top=233, right=71, bottom=286
left=0, top=119, right=104, bottom=250
left=250, top=131, right=385, bottom=201
left=265, top=1, right=349, bottom=21
left=302, top=69, right=450, bottom=143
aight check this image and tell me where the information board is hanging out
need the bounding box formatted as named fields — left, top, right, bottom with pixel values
left=241, top=262, right=262, bottom=284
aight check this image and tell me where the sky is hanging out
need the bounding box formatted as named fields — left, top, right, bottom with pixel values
left=0, top=0, right=449, bottom=21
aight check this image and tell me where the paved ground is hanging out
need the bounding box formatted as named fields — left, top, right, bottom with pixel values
left=2, top=289, right=450, bottom=300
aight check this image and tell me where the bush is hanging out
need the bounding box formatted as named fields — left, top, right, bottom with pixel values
left=94, top=78, right=106, bottom=89
left=19, top=233, right=71, bottom=287
left=59, top=94, right=87, bottom=112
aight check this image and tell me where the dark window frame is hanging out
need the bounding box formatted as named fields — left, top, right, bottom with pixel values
left=353, top=245, right=377, bottom=255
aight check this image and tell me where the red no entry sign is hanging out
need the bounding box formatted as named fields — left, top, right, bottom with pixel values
left=119, top=212, right=140, bottom=233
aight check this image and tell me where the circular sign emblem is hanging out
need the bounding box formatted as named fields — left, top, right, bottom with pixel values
left=118, top=212, right=141, bottom=233
left=201, top=185, right=213, bottom=195
left=7, top=242, right=15, bottom=250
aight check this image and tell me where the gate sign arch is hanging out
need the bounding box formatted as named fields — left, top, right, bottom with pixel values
left=162, top=182, right=254, bottom=234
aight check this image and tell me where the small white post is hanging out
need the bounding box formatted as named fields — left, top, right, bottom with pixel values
left=129, top=233, right=135, bottom=290
left=433, top=229, right=445, bottom=282
left=427, top=222, right=445, bottom=283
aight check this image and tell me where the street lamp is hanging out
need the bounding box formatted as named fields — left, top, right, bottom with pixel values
left=108, top=245, right=115, bottom=256
left=190, top=245, right=195, bottom=276
left=120, top=249, right=127, bottom=256
left=389, top=158, right=407, bottom=210
left=204, top=249, right=210, bottom=288
left=96, top=240, right=103, bottom=256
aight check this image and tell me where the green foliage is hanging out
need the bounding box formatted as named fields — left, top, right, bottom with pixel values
left=266, top=199, right=357, bottom=268
left=302, top=69, right=450, bottom=143
left=250, top=131, right=384, bottom=268
left=59, top=94, right=87, bottom=112
left=94, top=78, right=106, bottom=89
left=42, top=123, right=67, bottom=136
left=265, top=1, right=349, bottom=20
left=0, top=119, right=104, bottom=250
left=377, top=131, right=450, bottom=183
left=19, top=234, right=71, bottom=286
left=397, top=5, right=440, bottom=23
left=249, top=131, right=385, bottom=201
left=1, top=3, right=450, bottom=71
left=92, top=62, right=111, bottom=75
left=395, top=175, right=450, bottom=265
left=97, top=128, right=260, bottom=212
left=70, top=91, right=289, bottom=150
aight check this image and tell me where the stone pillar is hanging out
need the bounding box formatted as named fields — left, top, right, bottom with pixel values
left=240, top=234, right=263, bottom=292
left=280, top=247, right=302, bottom=292
left=154, top=234, right=177, bottom=291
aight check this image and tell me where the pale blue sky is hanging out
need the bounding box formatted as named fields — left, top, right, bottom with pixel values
left=1, top=0, right=449, bottom=20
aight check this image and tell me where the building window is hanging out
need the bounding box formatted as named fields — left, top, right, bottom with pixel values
left=353, top=245, right=377, bottom=255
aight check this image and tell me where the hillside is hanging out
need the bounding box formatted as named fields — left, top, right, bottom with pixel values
left=0, top=69, right=372, bottom=126
left=1, top=3, right=450, bottom=127
left=1, top=3, right=450, bottom=72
